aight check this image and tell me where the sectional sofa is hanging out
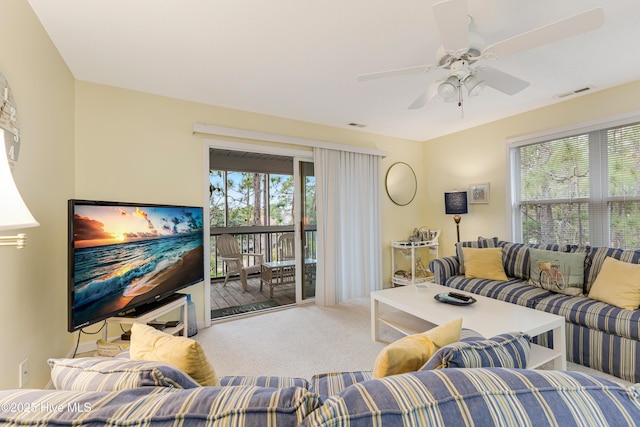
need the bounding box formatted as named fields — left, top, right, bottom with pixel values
left=1, top=361, right=639, bottom=426
left=430, top=237, right=640, bottom=384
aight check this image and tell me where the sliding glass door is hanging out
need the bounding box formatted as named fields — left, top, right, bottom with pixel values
left=206, top=145, right=316, bottom=320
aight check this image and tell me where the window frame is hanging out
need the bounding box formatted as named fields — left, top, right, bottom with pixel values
left=506, top=110, right=640, bottom=246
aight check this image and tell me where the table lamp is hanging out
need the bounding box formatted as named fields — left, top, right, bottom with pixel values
left=444, top=191, right=468, bottom=243
left=0, top=130, right=39, bottom=248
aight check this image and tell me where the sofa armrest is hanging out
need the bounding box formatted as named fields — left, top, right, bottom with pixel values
left=429, top=256, right=461, bottom=285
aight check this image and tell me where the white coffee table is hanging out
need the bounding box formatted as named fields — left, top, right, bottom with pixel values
left=371, top=284, right=566, bottom=369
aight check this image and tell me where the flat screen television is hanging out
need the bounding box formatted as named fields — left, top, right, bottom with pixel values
left=68, top=199, right=204, bottom=332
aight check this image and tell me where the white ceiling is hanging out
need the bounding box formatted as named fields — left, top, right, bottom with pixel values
left=27, top=0, right=640, bottom=142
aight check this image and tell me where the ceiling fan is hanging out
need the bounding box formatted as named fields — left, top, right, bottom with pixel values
left=357, top=0, right=604, bottom=110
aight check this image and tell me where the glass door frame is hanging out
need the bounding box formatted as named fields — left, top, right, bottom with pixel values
left=293, top=157, right=315, bottom=304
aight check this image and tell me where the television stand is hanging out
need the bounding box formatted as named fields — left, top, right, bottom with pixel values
left=103, top=293, right=188, bottom=341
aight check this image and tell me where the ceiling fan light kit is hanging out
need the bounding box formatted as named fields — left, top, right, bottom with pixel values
left=357, top=0, right=605, bottom=114
left=436, top=60, right=486, bottom=105
left=438, top=75, right=460, bottom=100
left=464, top=75, right=485, bottom=97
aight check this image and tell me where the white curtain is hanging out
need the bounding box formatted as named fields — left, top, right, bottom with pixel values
left=314, top=147, right=383, bottom=306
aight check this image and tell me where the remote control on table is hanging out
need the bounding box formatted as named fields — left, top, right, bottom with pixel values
left=448, top=292, right=471, bottom=301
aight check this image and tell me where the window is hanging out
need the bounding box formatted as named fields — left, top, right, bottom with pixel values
left=510, top=118, right=640, bottom=249
left=209, top=170, right=294, bottom=228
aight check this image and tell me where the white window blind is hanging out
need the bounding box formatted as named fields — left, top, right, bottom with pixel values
left=510, top=120, right=640, bottom=249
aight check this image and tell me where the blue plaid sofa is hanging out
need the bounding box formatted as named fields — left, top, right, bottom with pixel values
left=1, top=366, right=639, bottom=426
left=430, top=237, right=640, bottom=384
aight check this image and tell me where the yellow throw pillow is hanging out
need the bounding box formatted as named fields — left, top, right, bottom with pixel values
left=588, top=257, right=640, bottom=310
left=462, top=247, right=508, bottom=281
left=130, top=323, right=219, bottom=386
left=372, top=317, right=462, bottom=378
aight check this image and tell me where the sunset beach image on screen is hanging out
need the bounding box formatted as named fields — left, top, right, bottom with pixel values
left=68, top=200, right=204, bottom=331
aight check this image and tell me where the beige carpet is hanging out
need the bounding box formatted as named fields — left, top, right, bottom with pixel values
left=196, top=297, right=633, bottom=386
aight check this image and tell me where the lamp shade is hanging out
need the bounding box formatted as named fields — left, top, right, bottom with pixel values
left=0, top=131, right=39, bottom=231
left=438, top=76, right=459, bottom=100
left=444, top=191, right=468, bottom=215
left=463, top=75, right=486, bottom=97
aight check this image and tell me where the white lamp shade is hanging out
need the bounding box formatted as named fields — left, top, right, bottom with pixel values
left=464, top=75, right=486, bottom=97
left=437, top=76, right=459, bottom=100
left=0, top=130, right=39, bottom=231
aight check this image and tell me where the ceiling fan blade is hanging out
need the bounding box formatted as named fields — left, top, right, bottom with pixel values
left=476, top=67, right=530, bottom=95
left=483, top=8, right=604, bottom=59
left=432, top=0, right=469, bottom=53
left=408, top=92, right=428, bottom=110
left=408, top=79, right=443, bottom=109
left=357, top=63, right=438, bottom=82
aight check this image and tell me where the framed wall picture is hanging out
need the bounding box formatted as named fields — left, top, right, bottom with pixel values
left=469, top=183, right=490, bottom=204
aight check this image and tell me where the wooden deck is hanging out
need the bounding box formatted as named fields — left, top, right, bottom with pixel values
left=210, top=274, right=295, bottom=312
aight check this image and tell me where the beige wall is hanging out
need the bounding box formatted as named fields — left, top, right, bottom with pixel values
left=0, top=3, right=75, bottom=389
left=74, top=82, right=425, bottom=333
left=424, top=81, right=640, bottom=256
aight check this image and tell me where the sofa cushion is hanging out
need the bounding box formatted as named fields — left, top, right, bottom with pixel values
left=462, top=247, right=508, bottom=281
left=310, top=371, right=372, bottom=402
left=130, top=323, right=219, bottom=386
left=0, top=385, right=321, bottom=427
left=48, top=357, right=200, bottom=391
left=536, top=293, right=640, bottom=341
left=569, top=245, right=640, bottom=293
left=301, top=368, right=640, bottom=427
left=372, top=318, right=462, bottom=378
left=446, top=276, right=555, bottom=308
left=528, top=248, right=586, bottom=296
left=459, top=327, right=486, bottom=342
left=316, top=330, right=486, bottom=395
left=219, top=375, right=310, bottom=389
left=501, top=242, right=531, bottom=280
left=588, top=257, right=640, bottom=310
left=420, top=332, right=530, bottom=370
left=456, top=236, right=499, bottom=274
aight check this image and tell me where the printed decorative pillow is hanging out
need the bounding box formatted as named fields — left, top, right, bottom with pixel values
left=48, top=357, right=200, bottom=391
left=529, top=248, right=585, bottom=296
left=588, top=257, right=640, bottom=310
left=420, top=332, right=530, bottom=371
left=130, top=323, right=219, bottom=386
left=372, top=318, right=462, bottom=378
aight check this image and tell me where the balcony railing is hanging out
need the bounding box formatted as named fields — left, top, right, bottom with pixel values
left=210, top=226, right=317, bottom=279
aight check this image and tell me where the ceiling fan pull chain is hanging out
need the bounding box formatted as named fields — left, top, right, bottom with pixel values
left=458, top=84, right=464, bottom=118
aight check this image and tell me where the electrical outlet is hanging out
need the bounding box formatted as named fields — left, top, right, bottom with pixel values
left=19, top=359, right=29, bottom=388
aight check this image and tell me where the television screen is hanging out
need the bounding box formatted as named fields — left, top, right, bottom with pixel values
left=68, top=199, right=204, bottom=332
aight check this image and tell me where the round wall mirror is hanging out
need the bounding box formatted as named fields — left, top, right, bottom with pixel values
left=385, top=162, right=417, bottom=206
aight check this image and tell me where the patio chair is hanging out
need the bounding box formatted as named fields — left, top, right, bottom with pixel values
left=216, top=234, right=263, bottom=291
left=278, top=233, right=296, bottom=261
